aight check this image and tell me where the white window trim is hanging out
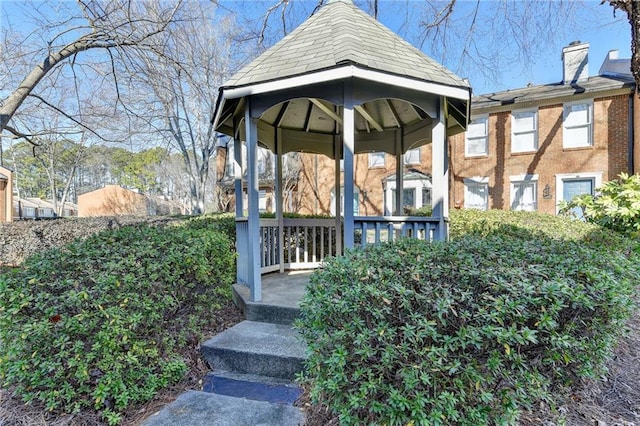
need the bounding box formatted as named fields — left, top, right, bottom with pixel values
left=404, top=148, right=420, bottom=165
left=464, top=176, right=490, bottom=184
left=463, top=177, right=489, bottom=210
left=555, top=172, right=603, bottom=214
left=510, top=174, right=538, bottom=211
left=384, top=176, right=432, bottom=215
left=368, top=152, right=385, bottom=168
left=562, top=100, right=593, bottom=148
left=511, top=108, right=538, bottom=153
left=465, top=115, right=488, bottom=157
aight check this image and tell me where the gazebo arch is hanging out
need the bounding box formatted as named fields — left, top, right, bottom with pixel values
left=213, top=0, right=471, bottom=301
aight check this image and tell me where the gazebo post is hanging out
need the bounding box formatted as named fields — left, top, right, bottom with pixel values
left=431, top=97, right=449, bottom=240
left=275, top=128, right=285, bottom=273
left=233, top=124, right=244, bottom=216
left=245, top=99, right=262, bottom=301
left=233, top=123, right=246, bottom=285
left=333, top=136, right=342, bottom=256
left=343, top=85, right=355, bottom=249
left=394, top=129, right=403, bottom=216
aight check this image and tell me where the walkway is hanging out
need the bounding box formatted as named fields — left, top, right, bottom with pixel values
left=142, top=272, right=312, bottom=426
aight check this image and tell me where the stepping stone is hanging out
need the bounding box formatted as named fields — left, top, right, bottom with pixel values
left=143, top=390, right=305, bottom=426
left=203, top=371, right=303, bottom=405
left=201, top=321, right=307, bottom=381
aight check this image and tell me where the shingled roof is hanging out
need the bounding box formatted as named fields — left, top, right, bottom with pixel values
left=472, top=75, right=634, bottom=114
left=223, top=0, right=469, bottom=91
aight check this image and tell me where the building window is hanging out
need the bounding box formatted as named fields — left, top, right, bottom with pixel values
left=391, top=188, right=416, bottom=212
left=404, top=148, right=420, bottom=165
left=226, top=142, right=235, bottom=176
left=464, top=178, right=489, bottom=210
left=259, top=190, right=267, bottom=212
left=511, top=109, right=538, bottom=153
left=25, top=207, right=35, bottom=217
left=465, top=116, right=488, bottom=156
left=563, top=101, right=593, bottom=148
left=421, top=188, right=432, bottom=207
left=368, top=152, right=385, bottom=168
left=510, top=175, right=538, bottom=211
left=331, top=186, right=359, bottom=215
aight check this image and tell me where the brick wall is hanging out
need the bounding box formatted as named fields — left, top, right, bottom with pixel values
left=294, top=147, right=434, bottom=216
left=451, top=94, right=632, bottom=214
left=78, top=185, right=149, bottom=217
left=0, top=166, right=13, bottom=222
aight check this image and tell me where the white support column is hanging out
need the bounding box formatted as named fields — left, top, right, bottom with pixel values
left=245, top=99, right=262, bottom=301
left=431, top=97, right=449, bottom=241
left=334, top=135, right=342, bottom=256
left=234, top=121, right=244, bottom=218
left=394, top=129, right=403, bottom=216
left=343, top=84, right=355, bottom=249
left=276, top=128, right=285, bottom=273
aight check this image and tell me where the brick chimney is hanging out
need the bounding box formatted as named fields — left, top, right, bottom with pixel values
left=562, top=41, right=589, bottom=84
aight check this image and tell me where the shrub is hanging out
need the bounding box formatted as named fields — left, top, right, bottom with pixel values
left=185, top=213, right=236, bottom=244
left=0, top=216, right=182, bottom=266
left=449, top=209, right=637, bottom=254
left=559, top=173, right=640, bottom=238
left=298, top=213, right=638, bottom=425
left=404, top=205, right=433, bottom=217
left=0, top=221, right=235, bottom=425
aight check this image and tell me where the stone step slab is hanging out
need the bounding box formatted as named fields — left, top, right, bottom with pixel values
left=203, top=371, right=303, bottom=405
left=143, top=390, right=305, bottom=426
left=201, top=320, right=307, bottom=381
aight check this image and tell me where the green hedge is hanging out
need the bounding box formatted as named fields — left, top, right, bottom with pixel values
left=298, top=211, right=639, bottom=425
left=0, top=220, right=235, bottom=425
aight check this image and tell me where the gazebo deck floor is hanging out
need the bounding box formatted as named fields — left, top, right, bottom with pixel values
left=232, top=270, right=313, bottom=310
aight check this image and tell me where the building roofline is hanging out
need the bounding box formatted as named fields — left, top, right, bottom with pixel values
left=471, top=75, right=634, bottom=115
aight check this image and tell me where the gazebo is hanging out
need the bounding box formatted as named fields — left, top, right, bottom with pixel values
left=213, top=0, right=471, bottom=302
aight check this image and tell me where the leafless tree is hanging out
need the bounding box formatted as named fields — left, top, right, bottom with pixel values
left=122, top=2, right=241, bottom=214
left=606, top=1, right=640, bottom=88
left=0, top=0, right=183, bottom=140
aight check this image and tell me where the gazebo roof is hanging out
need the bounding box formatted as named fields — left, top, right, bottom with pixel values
left=225, top=0, right=469, bottom=90
left=214, top=0, right=471, bottom=156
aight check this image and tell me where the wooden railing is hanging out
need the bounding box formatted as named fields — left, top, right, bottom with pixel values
left=354, top=216, right=441, bottom=246
left=236, top=217, right=338, bottom=276
left=236, top=216, right=442, bottom=278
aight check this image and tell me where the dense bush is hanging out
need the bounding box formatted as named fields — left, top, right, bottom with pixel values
left=404, top=205, right=433, bottom=217
left=449, top=209, right=637, bottom=253
left=184, top=213, right=236, bottom=244
left=559, top=172, right=640, bottom=238
left=0, top=216, right=182, bottom=266
left=298, top=211, right=639, bottom=425
left=0, top=220, right=235, bottom=425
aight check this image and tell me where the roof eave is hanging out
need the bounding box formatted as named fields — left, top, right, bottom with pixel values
left=218, top=63, right=469, bottom=103
left=471, top=79, right=635, bottom=115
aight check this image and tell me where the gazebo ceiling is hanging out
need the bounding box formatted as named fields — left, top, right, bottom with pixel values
left=213, top=0, right=471, bottom=158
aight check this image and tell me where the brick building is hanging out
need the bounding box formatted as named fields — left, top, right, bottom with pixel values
left=450, top=43, right=638, bottom=214
left=0, top=165, right=13, bottom=222
left=217, top=43, right=637, bottom=217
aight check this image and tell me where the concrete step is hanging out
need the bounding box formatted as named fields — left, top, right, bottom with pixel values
left=233, top=284, right=302, bottom=325
left=201, top=320, right=307, bottom=381
left=203, top=371, right=303, bottom=405
left=143, top=390, right=305, bottom=426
